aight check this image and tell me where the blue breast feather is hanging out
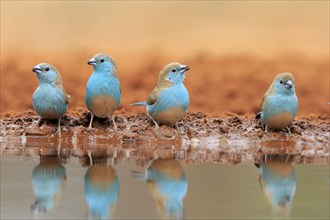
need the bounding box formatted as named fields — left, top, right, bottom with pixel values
left=262, top=93, right=298, bottom=121
left=85, top=73, right=120, bottom=107
left=147, top=84, right=189, bottom=114
left=32, top=84, right=68, bottom=117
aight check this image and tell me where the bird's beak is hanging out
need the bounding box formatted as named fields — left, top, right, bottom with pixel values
left=179, top=65, right=190, bottom=74
left=87, top=58, right=97, bottom=66
left=285, top=80, right=293, bottom=89
left=32, top=65, right=41, bottom=74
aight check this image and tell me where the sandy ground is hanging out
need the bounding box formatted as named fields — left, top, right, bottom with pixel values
left=1, top=108, right=329, bottom=165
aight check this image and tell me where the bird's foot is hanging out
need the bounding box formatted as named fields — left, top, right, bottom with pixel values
left=264, top=126, right=269, bottom=133
left=35, top=117, right=42, bottom=126
left=112, top=116, right=117, bottom=131
left=152, top=120, right=159, bottom=129
left=57, top=119, right=62, bottom=138
left=285, top=154, right=290, bottom=163
left=87, top=113, right=94, bottom=130
left=286, top=126, right=291, bottom=135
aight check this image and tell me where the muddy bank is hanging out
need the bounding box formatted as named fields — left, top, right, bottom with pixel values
left=1, top=109, right=329, bottom=165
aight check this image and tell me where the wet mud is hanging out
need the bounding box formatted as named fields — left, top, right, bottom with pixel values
left=1, top=109, right=328, bottom=165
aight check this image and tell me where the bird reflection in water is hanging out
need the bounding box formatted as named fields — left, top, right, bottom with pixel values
left=31, top=155, right=67, bottom=215
left=257, top=154, right=296, bottom=217
left=133, top=159, right=188, bottom=219
left=84, top=159, right=119, bottom=220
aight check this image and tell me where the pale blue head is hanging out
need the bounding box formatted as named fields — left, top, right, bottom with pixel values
left=88, top=53, right=118, bottom=76
left=273, top=72, right=295, bottom=95
left=159, top=62, right=190, bottom=85
left=32, top=63, right=62, bottom=85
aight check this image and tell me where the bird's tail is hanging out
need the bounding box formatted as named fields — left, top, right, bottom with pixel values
left=131, top=170, right=145, bottom=181
left=130, top=101, right=147, bottom=107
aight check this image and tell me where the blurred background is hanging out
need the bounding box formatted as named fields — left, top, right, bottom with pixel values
left=1, top=1, right=329, bottom=116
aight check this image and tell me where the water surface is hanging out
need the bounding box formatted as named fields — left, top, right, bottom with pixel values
left=1, top=147, right=329, bottom=219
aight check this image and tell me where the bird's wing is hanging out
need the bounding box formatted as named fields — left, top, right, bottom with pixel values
left=260, top=93, right=267, bottom=111
left=260, top=84, right=274, bottom=111
left=146, top=87, right=159, bottom=105
left=62, top=87, right=70, bottom=104
left=255, top=95, right=267, bottom=119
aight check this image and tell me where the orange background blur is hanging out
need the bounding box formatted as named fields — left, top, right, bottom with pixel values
left=1, top=1, right=329, bottom=116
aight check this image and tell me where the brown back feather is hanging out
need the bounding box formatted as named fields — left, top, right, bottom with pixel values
left=146, top=87, right=159, bottom=105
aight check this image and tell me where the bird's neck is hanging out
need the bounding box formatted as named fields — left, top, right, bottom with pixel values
left=38, top=74, right=61, bottom=87
left=94, top=67, right=117, bottom=77
left=276, top=87, right=295, bottom=96
left=157, top=79, right=174, bottom=88
left=39, top=80, right=56, bottom=87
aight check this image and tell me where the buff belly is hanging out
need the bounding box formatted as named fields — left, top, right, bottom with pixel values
left=264, top=112, right=294, bottom=130
left=149, top=106, right=186, bottom=127
left=89, top=95, right=117, bottom=118
left=37, top=111, right=64, bottom=120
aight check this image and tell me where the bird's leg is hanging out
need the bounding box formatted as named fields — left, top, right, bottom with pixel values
left=112, top=115, right=117, bottom=131
left=146, top=112, right=159, bottom=129
left=151, top=118, right=159, bottom=129
left=265, top=126, right=269, bottom=132
left=57, top=118, right=62, bottom=137
left=36, top=116, right=42, bottom=126
left=57, top=141, right=62, bottom=158
left=88, top=113, right=94, bottom=129
left=285, top=154, right=290, bottom=163
left=173, top=124, right=179, bottom=135
left=87, top=149, right=93, bottom=166
left=286, top=126, right=291, bottom=135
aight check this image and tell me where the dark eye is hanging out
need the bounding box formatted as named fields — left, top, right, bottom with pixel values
left=100, top=59, right=105, bottom=63
left=45, top=67, right=50, bottom=71
left=280, top=80, right=283, bottom=84
left=172, top=69, right=176, bottom=72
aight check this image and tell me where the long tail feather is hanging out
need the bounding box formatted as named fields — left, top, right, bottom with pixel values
left=130, top=101, right=147, bottom=107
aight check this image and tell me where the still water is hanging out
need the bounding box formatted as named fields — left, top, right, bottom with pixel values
left=1, top=151, right=329, bottom=219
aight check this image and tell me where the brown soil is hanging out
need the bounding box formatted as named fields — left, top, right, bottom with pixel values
left=1, top=109, right=329, bottom=165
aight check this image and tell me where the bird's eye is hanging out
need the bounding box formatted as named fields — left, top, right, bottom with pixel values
left=45, top=67, right=50, bottom=71
left=100, top=59, right=105, bottom=63
left=280, top=80, right=283, bottom=84
left=172, top=69, right=176, bottom=72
